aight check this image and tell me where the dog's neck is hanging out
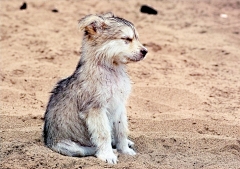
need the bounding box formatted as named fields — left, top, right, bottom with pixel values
left=78, top=49, right=126, bottom=73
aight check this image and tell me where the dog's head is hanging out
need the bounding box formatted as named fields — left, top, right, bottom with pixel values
left=78, top=12, right=147, bottom=65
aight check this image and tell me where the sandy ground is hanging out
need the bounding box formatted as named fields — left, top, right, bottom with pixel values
left=1, top=0, right=240, bottom=168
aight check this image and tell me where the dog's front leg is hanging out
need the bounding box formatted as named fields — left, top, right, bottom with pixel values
left=86, top=108, right=117, bottom=164
left=115, top=106, right=136, bottom=155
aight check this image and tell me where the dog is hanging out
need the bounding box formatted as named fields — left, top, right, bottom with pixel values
left=43, top=12, right=147, bottom=164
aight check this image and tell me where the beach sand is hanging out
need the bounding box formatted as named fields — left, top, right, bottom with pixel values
left=1, top=0, right=240, bottom=168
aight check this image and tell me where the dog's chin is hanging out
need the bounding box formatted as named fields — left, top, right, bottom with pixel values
left=114, top=55, right=144, bottom=65
left=129, top=58, right=143, bottom=62
left=127, top=55, right=145, bottom=62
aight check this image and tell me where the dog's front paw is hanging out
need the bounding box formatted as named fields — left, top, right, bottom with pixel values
left=119, top=147, right=136, bottom=156
left=96, top=151, right=118, bottom=164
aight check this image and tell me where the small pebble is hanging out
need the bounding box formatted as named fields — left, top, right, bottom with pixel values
left=20, top=2, right=27, bottom=10
left=52, top=9, right=58, bottom=13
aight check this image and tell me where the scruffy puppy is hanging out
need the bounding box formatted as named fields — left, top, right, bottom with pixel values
left=43, top=12, right=147, bottom=164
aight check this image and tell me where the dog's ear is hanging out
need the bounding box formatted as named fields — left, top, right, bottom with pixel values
left=102, top=12, right=115, bottom=18
left=78, top=15, right=105, bottom=35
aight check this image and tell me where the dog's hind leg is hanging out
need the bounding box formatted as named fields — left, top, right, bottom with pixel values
left=51, top=140, right=96, bottom=157
left=127, top=139, right=134, bottom=148
left=112, top=137, right=134, bottom=148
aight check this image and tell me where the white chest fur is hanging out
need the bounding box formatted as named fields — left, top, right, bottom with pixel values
left=94, top=66, right=131, bottom=112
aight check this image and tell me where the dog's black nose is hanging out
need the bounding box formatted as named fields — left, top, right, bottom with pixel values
left=140, top=49, right=148, bottom=57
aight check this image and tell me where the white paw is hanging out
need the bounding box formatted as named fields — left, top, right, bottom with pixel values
left=119, top=147, right=136, bottom=156
left=127, top=139, right=134, bottom=147
left=96, top=151, right=118, bottom=164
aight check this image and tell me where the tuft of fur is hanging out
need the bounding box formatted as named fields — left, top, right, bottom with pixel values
left=43, top=12, right=147, bottom=164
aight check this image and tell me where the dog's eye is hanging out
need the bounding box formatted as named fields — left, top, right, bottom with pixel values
left=122, top=37, right=132, bottom=43
left=126, top=38, right=132, bottom=42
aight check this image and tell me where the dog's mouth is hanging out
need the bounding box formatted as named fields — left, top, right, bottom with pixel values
left=115, top=52, right=147, bottom=64
left=128, top=54, right=146, bottom=62
left=128, top=57, right=142, bottom=62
